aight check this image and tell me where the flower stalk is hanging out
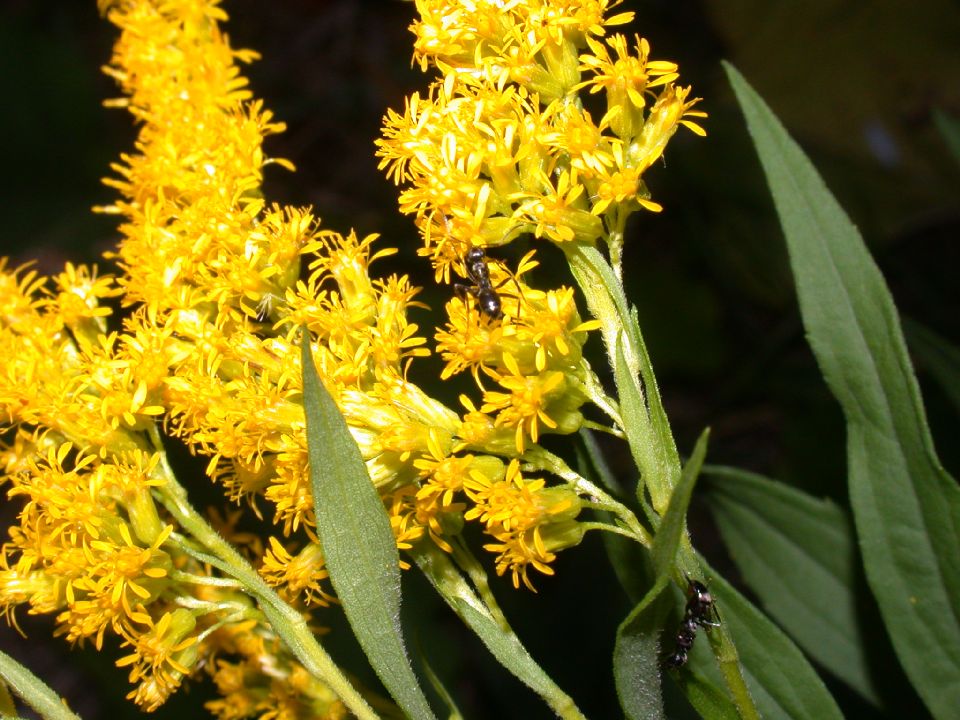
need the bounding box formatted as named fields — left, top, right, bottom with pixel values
left=148, top=428, right=378, bottom=720
left=562, top=242, right=680, bottom=514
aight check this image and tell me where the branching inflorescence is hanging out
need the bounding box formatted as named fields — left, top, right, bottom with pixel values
left=0, top=0, right=703, bottom=714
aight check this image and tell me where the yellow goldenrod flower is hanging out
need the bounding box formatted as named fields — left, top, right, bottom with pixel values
left=464, top=459, right=583, bottom=590
left=379, top=0, right=705, bottom=259
left=3, top=0, right=630, bottom=709
left=203, top=619, right=347, bottom=720
left=12, top=452, right=173, bottom=644
left=48, top=263, right=121, bottom=342
left=379, top=1, right=705, bottom=485
left=93, top=0, right=593, bottom=607
left=260, top=536, right=335, bottom=608
left=577, top=33, right=680, bottom=138
left=115, top=608, right=199, bottom=711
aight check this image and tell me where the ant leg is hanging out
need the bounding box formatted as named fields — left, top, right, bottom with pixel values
left=453, top=282, right=475, bottom=320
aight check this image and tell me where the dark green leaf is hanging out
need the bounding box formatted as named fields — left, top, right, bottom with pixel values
left=933, top=108, right=960, bottom=165
left=0, top=680, right=15, bottom=718
left=455, top=600, right=585, bottom=718
left=726, top=62, right=960, bottom=719
left=704, top=465, right=881, bottom=706
left=598, top=520, right=650, bottom=606
left=418, top=650, right=464, bottom=720
left=652, top=429, right=709, bottom=576
left=613, top=577, right=670, bottom=720
left=705, top=566, right=844, bottom=720
left=577, top=430, right=649, bottom=604
left=674, top=670, right=741, bottom=720
left=903, top=316, right=960, bottom=414
left=577, top=427, right=629, bottom=498
left=301, top=331, right=436, bottom=720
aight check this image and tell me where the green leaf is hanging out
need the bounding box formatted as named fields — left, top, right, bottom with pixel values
left=0, top=649, right=81, bottom=720
left=933, top=108, right=960, bottom=165
left=410, top=543, right=586, bottom=719
left=705, top=566, right=845, bottom=720
left=300, top=330, right=436, bottom=720
left=726, top=62, right=960, bottom=719
left=629, top=305, right=679, bottom=498
left=674, top=670, right=741, bottom=720
left=703, top=466, right=881, bottom=706
left=418, top=651, right=464, bottom=720
left=613, top=577, right=670, bottom=720
left=652, top=428, right=709, bottom=576
left=577, top=430, right=648, bottom=603
left=455, top=601, right=585, bottom=718
left=613, top=328, right=666, bottom=512
left=0, top=678, right=17, bottom=717
left=903, top=316, right=960, bottom=414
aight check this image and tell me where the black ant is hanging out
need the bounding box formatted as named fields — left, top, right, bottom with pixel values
left=453, top=246, right=507, bottom=320
left=663, top=578, right=720, bottom=669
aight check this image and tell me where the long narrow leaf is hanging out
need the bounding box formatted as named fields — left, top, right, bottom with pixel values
left=577, top=430, right=648, bottom=604
left=726, top=62, right=960, bottom=719
left=301, top=331, right=436, bottom=720
left=932, top=108, right=960, bottom=164
left=411, top=543, right=586, bottom=719
left=614, top=430, right=709, bottom=720
left=704, top=566, right=845, bottom=720
left=0, top=649, right=80, bottom=720
left=676, top=670, right=740, bottom=720
left=613, top=577, right=670, bottom=720
left=651, top=428, right=709, bottom=575
left=704, top=466, right=881, bottom=706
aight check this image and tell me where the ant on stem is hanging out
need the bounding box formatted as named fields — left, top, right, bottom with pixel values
left=663, top=577, right=720, bottom=669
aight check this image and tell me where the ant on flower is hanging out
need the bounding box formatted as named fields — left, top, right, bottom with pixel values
left=455, top=246, right=503, bottom=319
left=454, top=245, right=528, bottom=322
left=663, top=577, right=720, bottom=669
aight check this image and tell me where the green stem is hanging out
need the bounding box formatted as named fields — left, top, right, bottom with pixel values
left=681, top=549, right=760, bottom=720
left=169, top=569, right=242, bottom=588
left=607, top=210, right=626, bottom=281
left=579, top=419, right=624, bottom=438
left=0, top=648, right=81, bottom=720
left=562, top=242, right=680, bottom=513
left=524, top=447, right=651, bottom=546
left=411, top=543, right=587, bottom=720
left=147, top=427, right=379, bottom=720
left=449, top=538, right=509, bottom=630
left=577, top=519, right=639, bottom=540
left=711, top=623, right=761, bottom=720
left=577, top=366, right=622, bottom=426
left=564, top=245, right=759, bottom=716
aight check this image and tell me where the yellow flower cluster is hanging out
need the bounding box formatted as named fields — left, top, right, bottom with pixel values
left=2, top=0, right=633, bottom=712
left=376, top=0, right=705, bottom=489
left=378, top=0, right=705, bottom=270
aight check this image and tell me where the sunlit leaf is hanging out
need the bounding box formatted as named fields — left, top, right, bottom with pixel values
left=301, top=331, right=436, bottom=720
